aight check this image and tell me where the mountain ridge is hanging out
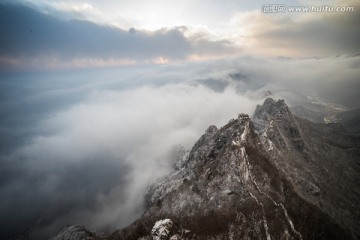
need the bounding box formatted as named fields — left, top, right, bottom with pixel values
left=53, top=98, right=360, bottom=240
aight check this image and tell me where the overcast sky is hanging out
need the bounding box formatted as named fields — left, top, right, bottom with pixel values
left=0, top=0, right=359, bottom=71
left=0, top=0, right=359, bottom=239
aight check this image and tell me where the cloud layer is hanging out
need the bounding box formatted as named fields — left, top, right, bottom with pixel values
left=233, top=0, right=360, bottom=56
left=0, top=61, right=259, bottom=239
left=0, top=3, right=238, bottom=71
left=1, top=3, right=360, bottom=235
left=1, top=1, right=359, bottom=72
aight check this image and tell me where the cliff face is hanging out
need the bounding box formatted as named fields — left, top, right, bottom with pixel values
left=54, top=98, right=360, bottom=240
left=252, top=98, right=360, bottom=238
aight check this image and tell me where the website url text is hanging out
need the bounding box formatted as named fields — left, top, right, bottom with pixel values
left=261, top=5, right=354, bottom=13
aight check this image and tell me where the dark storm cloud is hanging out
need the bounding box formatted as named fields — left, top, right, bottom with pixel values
left=0, top=3, right=187, bottom=59
left=0, top=3, right=238, bottom=70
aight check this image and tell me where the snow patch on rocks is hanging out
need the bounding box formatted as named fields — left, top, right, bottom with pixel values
left=151, top=219, right=173, bottom=240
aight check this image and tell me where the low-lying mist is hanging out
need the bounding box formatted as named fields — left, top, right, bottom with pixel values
left=0, top=55, right=359, bottom=239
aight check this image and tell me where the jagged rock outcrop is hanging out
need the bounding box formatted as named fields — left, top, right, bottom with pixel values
left=151, top=219, right=173, bottom=240
left=54, top=98, right=360, bottom=240
left=51, top=225, right=97, bottom=240
left=113, top=98, right=359, bottom=240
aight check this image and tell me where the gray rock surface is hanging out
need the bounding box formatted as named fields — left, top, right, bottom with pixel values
left=151, top=219, right=173, bottom=240
left=51, top=225, right=96, bottom=240
left=53, top=98, right=360, bottom=240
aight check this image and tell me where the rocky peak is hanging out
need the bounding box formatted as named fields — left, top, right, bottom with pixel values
left=253, top=98, right=291, bottom=121
left=52, top=98, right=360, bottom=240
left=151, top=219, right=173, bottom=240
left=51, top=225, right=96, bottom=240
left=131, top=98, right=358, bottom=240
left=205, top=125, right=218, bottom=134
left=252, top=98, right=303, bottom=151
left=263, top=90, right=273, bottom=98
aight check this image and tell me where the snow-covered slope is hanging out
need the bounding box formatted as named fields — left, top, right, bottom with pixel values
left=53, top=98, right=360, bottom=240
